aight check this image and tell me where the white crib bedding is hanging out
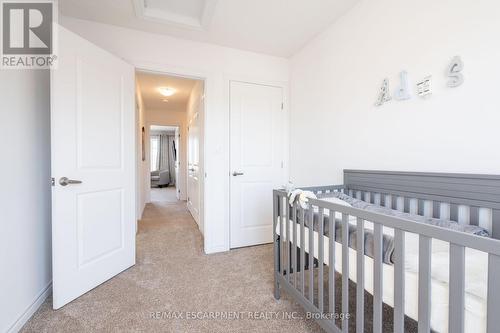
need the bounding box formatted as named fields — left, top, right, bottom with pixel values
left=276, top=219, right=488, bottom=333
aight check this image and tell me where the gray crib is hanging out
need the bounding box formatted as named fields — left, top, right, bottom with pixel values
left=273, top=170, right=500, bottom=333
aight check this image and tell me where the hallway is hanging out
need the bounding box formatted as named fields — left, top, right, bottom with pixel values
left=150, top=187, right=178, bottom=203
left=21, top=201, right=322, bottom=332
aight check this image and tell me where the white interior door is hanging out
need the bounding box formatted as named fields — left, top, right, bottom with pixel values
left=230, top=81, right=284, bottom=248
left=187, top=112, right=200, bottom=224
left=51, top=27, right=136, bottom=309
left=175, top=127, right=180, bottom=200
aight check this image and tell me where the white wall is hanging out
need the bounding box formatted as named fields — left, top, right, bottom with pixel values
left=145, top=108, right=188, bottom=202
left=289, top=0, right=500, bottom=186
left=0, top=71, right=52, bottom=332
left=61, top=16, right=289, bottom=253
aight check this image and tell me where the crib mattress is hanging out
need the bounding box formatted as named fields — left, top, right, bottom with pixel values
left=276, top=220, right=488, bottom=333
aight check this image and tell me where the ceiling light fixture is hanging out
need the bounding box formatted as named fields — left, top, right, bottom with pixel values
left=158, top=87, right=176, bottom=97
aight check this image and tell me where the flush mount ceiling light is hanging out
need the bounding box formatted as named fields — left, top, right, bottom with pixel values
left=158, top=87, right=176, bottom=97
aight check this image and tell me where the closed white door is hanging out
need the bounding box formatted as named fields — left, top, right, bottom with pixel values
left=230, top=81, right=284, bottom=248
left=51, top=27, right=135, bottom=309
left=187, top=112, right=200, bottom=224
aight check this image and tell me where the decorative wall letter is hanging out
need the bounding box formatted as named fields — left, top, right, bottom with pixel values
left=447, top=56, right=464, bottom=87
left=416, top=76, right=432, bottom=97
left=394, top=71, right=411, bottom=101
left=375, top=78, right=392, bottom=106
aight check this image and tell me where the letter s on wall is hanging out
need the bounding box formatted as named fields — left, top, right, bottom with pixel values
left=447, top=56, right=464, bottom=87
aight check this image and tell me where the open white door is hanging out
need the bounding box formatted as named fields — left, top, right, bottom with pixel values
left=175, top=127, right=180, bottom=200
left=230, top=81, right=284, bottom=248
left=187, top=112, right=200, bottom=224
left=51, top=27, right=136, bottom=309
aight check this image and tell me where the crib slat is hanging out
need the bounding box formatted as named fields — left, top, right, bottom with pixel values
left=469, top=206, right=479, bottom=226
left=404, top=197, right=410, bottom=213
left=300, top=207, right=306, bottom=295
left=286, top=200, right=290, bottom=282
left=292, top=201, right=297, bottom=288
left=280, top=197, right=285, bottom=276
left=273, top=193, right=278, bottom=243
left=450, top=203, right=459, bottom=222
left=487, top=254, right=500, bottom=333
left=329, top=210, right=335, bottom=318
left=342, top=213, right=349, bottom=333
left=318, top=207, right=324, bottom=313
left=433, top=201, right=440, bottom=218
left=418, top=199, right=425, bottom=216
left=309, top=206, right=314, bottom=303
left=394, top=229, right=405, bottom=333
left=418, top=236, right=431, bottom=333
left=492, top=209, right=500, bottom=239
left=273, top=193, right=280, bottom=299
left=449, top=244, right=465, bottom=333
left=392, top=195, right=398, bottom=210
left=356, top=218, right=365, bottom=333
left=373, top=223, right=383, bottom=333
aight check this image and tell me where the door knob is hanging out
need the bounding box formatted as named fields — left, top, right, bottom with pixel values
left=59, top=177, right=83, bottom=186
left=232, top=171, right=244, bottom=176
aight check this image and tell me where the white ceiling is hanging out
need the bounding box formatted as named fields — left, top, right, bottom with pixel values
left=150, top=125, right=178, bottom=132
left=145, top=0, right=206, bottom=18
left=150, top=125, right=177, bottom=135
left=58, top=0, right=360, bottom=57
left=136, top=71, right=200, bottom=111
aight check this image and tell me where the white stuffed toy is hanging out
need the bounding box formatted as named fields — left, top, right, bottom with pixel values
left=288, top=189, right=317, bottom=209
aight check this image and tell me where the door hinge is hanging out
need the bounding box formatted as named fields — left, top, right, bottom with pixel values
left=281, top=102, right=284, bottom=110
left=51, top=177, right=55, bottom=186
left=281, top=161, right=284, bottom=168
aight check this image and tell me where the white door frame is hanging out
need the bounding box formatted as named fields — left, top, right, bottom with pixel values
left=134, top=64, right=208, bottom=251
left=225, top=75, right=290, bottom=250
left=133, top=63, right=289, bottom=254
left=145, top=122, right=182, bottom=203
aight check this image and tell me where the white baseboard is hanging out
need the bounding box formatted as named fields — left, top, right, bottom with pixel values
left=7, top=282, right=52, bottom=333
left=205, top=244, right=229, bottom=254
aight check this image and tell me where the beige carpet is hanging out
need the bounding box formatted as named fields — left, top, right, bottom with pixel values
left=21, top=201, right=323, bottom=333
left=150, top=187, right=178, bottom=203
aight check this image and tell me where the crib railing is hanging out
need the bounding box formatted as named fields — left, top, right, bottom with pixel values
left=273, top=186, right=500, bottom=333
left=343, top=169, right=500, bottom=240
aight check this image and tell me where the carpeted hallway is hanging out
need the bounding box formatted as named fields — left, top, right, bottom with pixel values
left=150, top=187, right=178, bottom=203
left=21, top=200, right=323, bottom=333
